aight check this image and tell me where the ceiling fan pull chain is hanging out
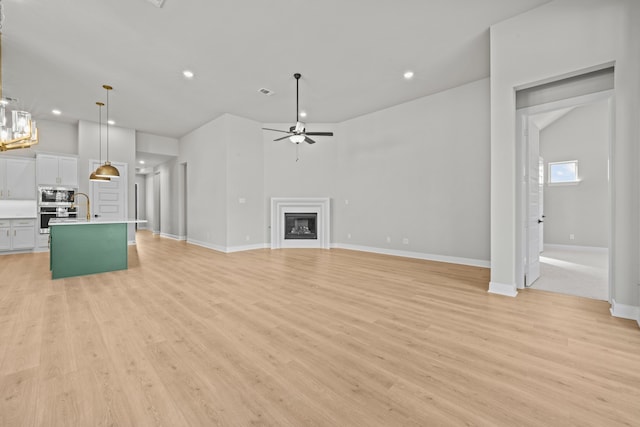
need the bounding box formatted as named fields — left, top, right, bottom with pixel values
left=296, top=143, right=299, bottom=162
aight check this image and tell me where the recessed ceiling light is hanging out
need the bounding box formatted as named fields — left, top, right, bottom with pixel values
left=139, top=160, right=145, bottom=164
left=300, top=111, right=307, bottom=118
left=107, top=120, right=115, bottom=125
left=52, top=109, right=62, bottom=115
left=183, top=70, right=195, bottom=79
left=403, top=71, right=415, bottom=80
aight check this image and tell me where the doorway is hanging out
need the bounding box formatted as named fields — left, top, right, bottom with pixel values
left=134, top=183, right=138, bottom=231
left=179, top=163, right=187, bottom=240
left=516, top=91, right=613, bottom=301
left=153, top=172, right=161, bottom=235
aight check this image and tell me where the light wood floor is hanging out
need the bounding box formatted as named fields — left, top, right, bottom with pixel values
left=1, top=231, right=639, bottom=426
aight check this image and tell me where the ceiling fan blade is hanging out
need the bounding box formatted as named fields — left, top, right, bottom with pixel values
left=304, top=137, right=316, bottom=144
left=262, top=127, right=291, bottom=134
left=305, top=132, right=334, bottom=136
left=274, top=135, right=293, bottom=142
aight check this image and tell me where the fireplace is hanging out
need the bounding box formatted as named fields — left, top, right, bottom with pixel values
left=271, top=198, right=330, bottom=249
left=285, top=213, right=317, bottom=240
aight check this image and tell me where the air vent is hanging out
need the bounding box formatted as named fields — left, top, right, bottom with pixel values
left=146, top=0, right=166, bottom=8
left=258, top=88, right=275, bottom=96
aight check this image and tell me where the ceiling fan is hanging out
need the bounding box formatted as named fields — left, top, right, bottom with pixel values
left=263, top=73, right=334, bottom=145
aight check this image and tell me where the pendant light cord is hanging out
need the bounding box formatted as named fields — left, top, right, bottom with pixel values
left=105, top=87, right=110, bottom=162
left=96, top=102, right=103, bottom=163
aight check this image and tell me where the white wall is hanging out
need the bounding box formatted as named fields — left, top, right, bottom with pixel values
left=34, top=120, right=78, bottom=155
left=541, top=101, right=609, bottom=247
left=145, top=173, right=155, bottom=232
left=490, top=0, right=639, bottom=311
left=178, top=114, right=229, bottom=249
left=178, top=113, right=265, bottom=250
left=263, top=122, right=338, bottom=244
left=154, top=159, right=181, bottom=239
left=78, top=120, right=137, bottom=241
left=176, top=80, right=490, bottom=264
left=225, top=114, right=265, bottom=249
left=135, top=174, right=147, bottom=229
left=136, top=132, right=179, bottom=156
left=335, top=79, right=490, bottom=264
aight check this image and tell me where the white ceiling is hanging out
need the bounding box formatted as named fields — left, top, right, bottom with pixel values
left=2, top=0, right=550, bottom=139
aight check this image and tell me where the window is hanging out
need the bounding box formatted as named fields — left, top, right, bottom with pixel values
left=548, top=160, right=580, bottom=184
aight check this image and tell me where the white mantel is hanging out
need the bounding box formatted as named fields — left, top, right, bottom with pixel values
left=271, top=198, right=330, bottom=249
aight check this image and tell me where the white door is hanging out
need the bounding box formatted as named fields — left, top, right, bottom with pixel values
left=89, top=160, right=127, bottom=220
left=539, top=156, right=544, bottom=253
left=526, top=119, right=541, bottom=285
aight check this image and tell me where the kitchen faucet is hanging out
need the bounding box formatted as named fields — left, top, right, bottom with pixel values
left=71, top=192, right=91, bottom=221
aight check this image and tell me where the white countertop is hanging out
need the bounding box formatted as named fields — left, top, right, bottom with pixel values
left=49, top=218, right=148, bottom=226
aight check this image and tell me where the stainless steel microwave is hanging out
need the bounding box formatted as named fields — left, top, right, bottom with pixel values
left=38, top=187, right=76, bottom=206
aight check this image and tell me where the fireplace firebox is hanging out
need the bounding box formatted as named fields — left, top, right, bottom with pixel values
left=285, top=213, right=317, bottom=240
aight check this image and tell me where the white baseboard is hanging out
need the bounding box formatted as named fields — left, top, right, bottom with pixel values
left=186, top=239, right=266, bottom=253
left=332, top=243, right=490, bottom=268
left=0, top=249, right=36, bottom=256
left=187, top=238, right=227, bottom=253
left=544, top=244, right=608, bottom=253
left=488, top=281, right=518, bottom=297
left=128, top=240, right=137, bottom=246
left=160, top=232, right=186, bottom=241
left=226, top=243, right=268, bottom=253
left=610, top=299, right=640, bottom=327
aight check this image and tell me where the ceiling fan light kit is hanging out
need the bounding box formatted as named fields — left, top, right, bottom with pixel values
left=262, top=73, right=334, bottom=145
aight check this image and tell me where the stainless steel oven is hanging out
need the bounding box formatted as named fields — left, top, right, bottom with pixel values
left=38, top=187, right=76, bottom=206
left=39, top=206, right=77, bottom=234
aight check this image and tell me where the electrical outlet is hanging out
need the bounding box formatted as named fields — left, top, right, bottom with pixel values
left=569, top=234, right=575, bottom=240
left=347, top=233, right=351, bottom=239
left=402, top=238, right=409, bottom=245
left=386, top=236, right=391, bottom=243
left=239, top=197, right=246, bottom=204
left=246, top=235, right=250, bottom=241
left=345, top=199, right=349, bottom=205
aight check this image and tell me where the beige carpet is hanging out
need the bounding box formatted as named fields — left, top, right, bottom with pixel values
left=529, top=245, right=608, bottom=300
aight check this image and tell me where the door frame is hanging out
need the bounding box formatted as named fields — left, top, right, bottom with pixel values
left=88, top=159, right=128, bottom=220
left=515, top=90, right=614, bottom=299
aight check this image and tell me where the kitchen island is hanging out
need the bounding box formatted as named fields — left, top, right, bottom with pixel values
left=49, top=219, right=146, bottom=279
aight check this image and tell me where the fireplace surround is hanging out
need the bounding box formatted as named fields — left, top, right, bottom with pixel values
left=271, top=198, right=330, bottom=249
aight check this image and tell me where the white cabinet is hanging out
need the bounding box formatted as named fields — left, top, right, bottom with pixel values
left=0, top=219, right=34, bottom=251
left=36, top=154, right=78, bottom=187
left=0, top=158, right=36, bottom=200
left=11, top=219, right=36, bottom=249
left=0, top=220, right=10, bottom=250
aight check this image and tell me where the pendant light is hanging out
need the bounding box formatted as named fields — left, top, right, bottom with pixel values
left=89, top=101, right=110, bottom=182
left=95, top=84, right=120, bottom=178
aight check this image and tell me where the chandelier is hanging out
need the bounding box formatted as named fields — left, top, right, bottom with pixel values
left=0, top=0, right=38, bottom=152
